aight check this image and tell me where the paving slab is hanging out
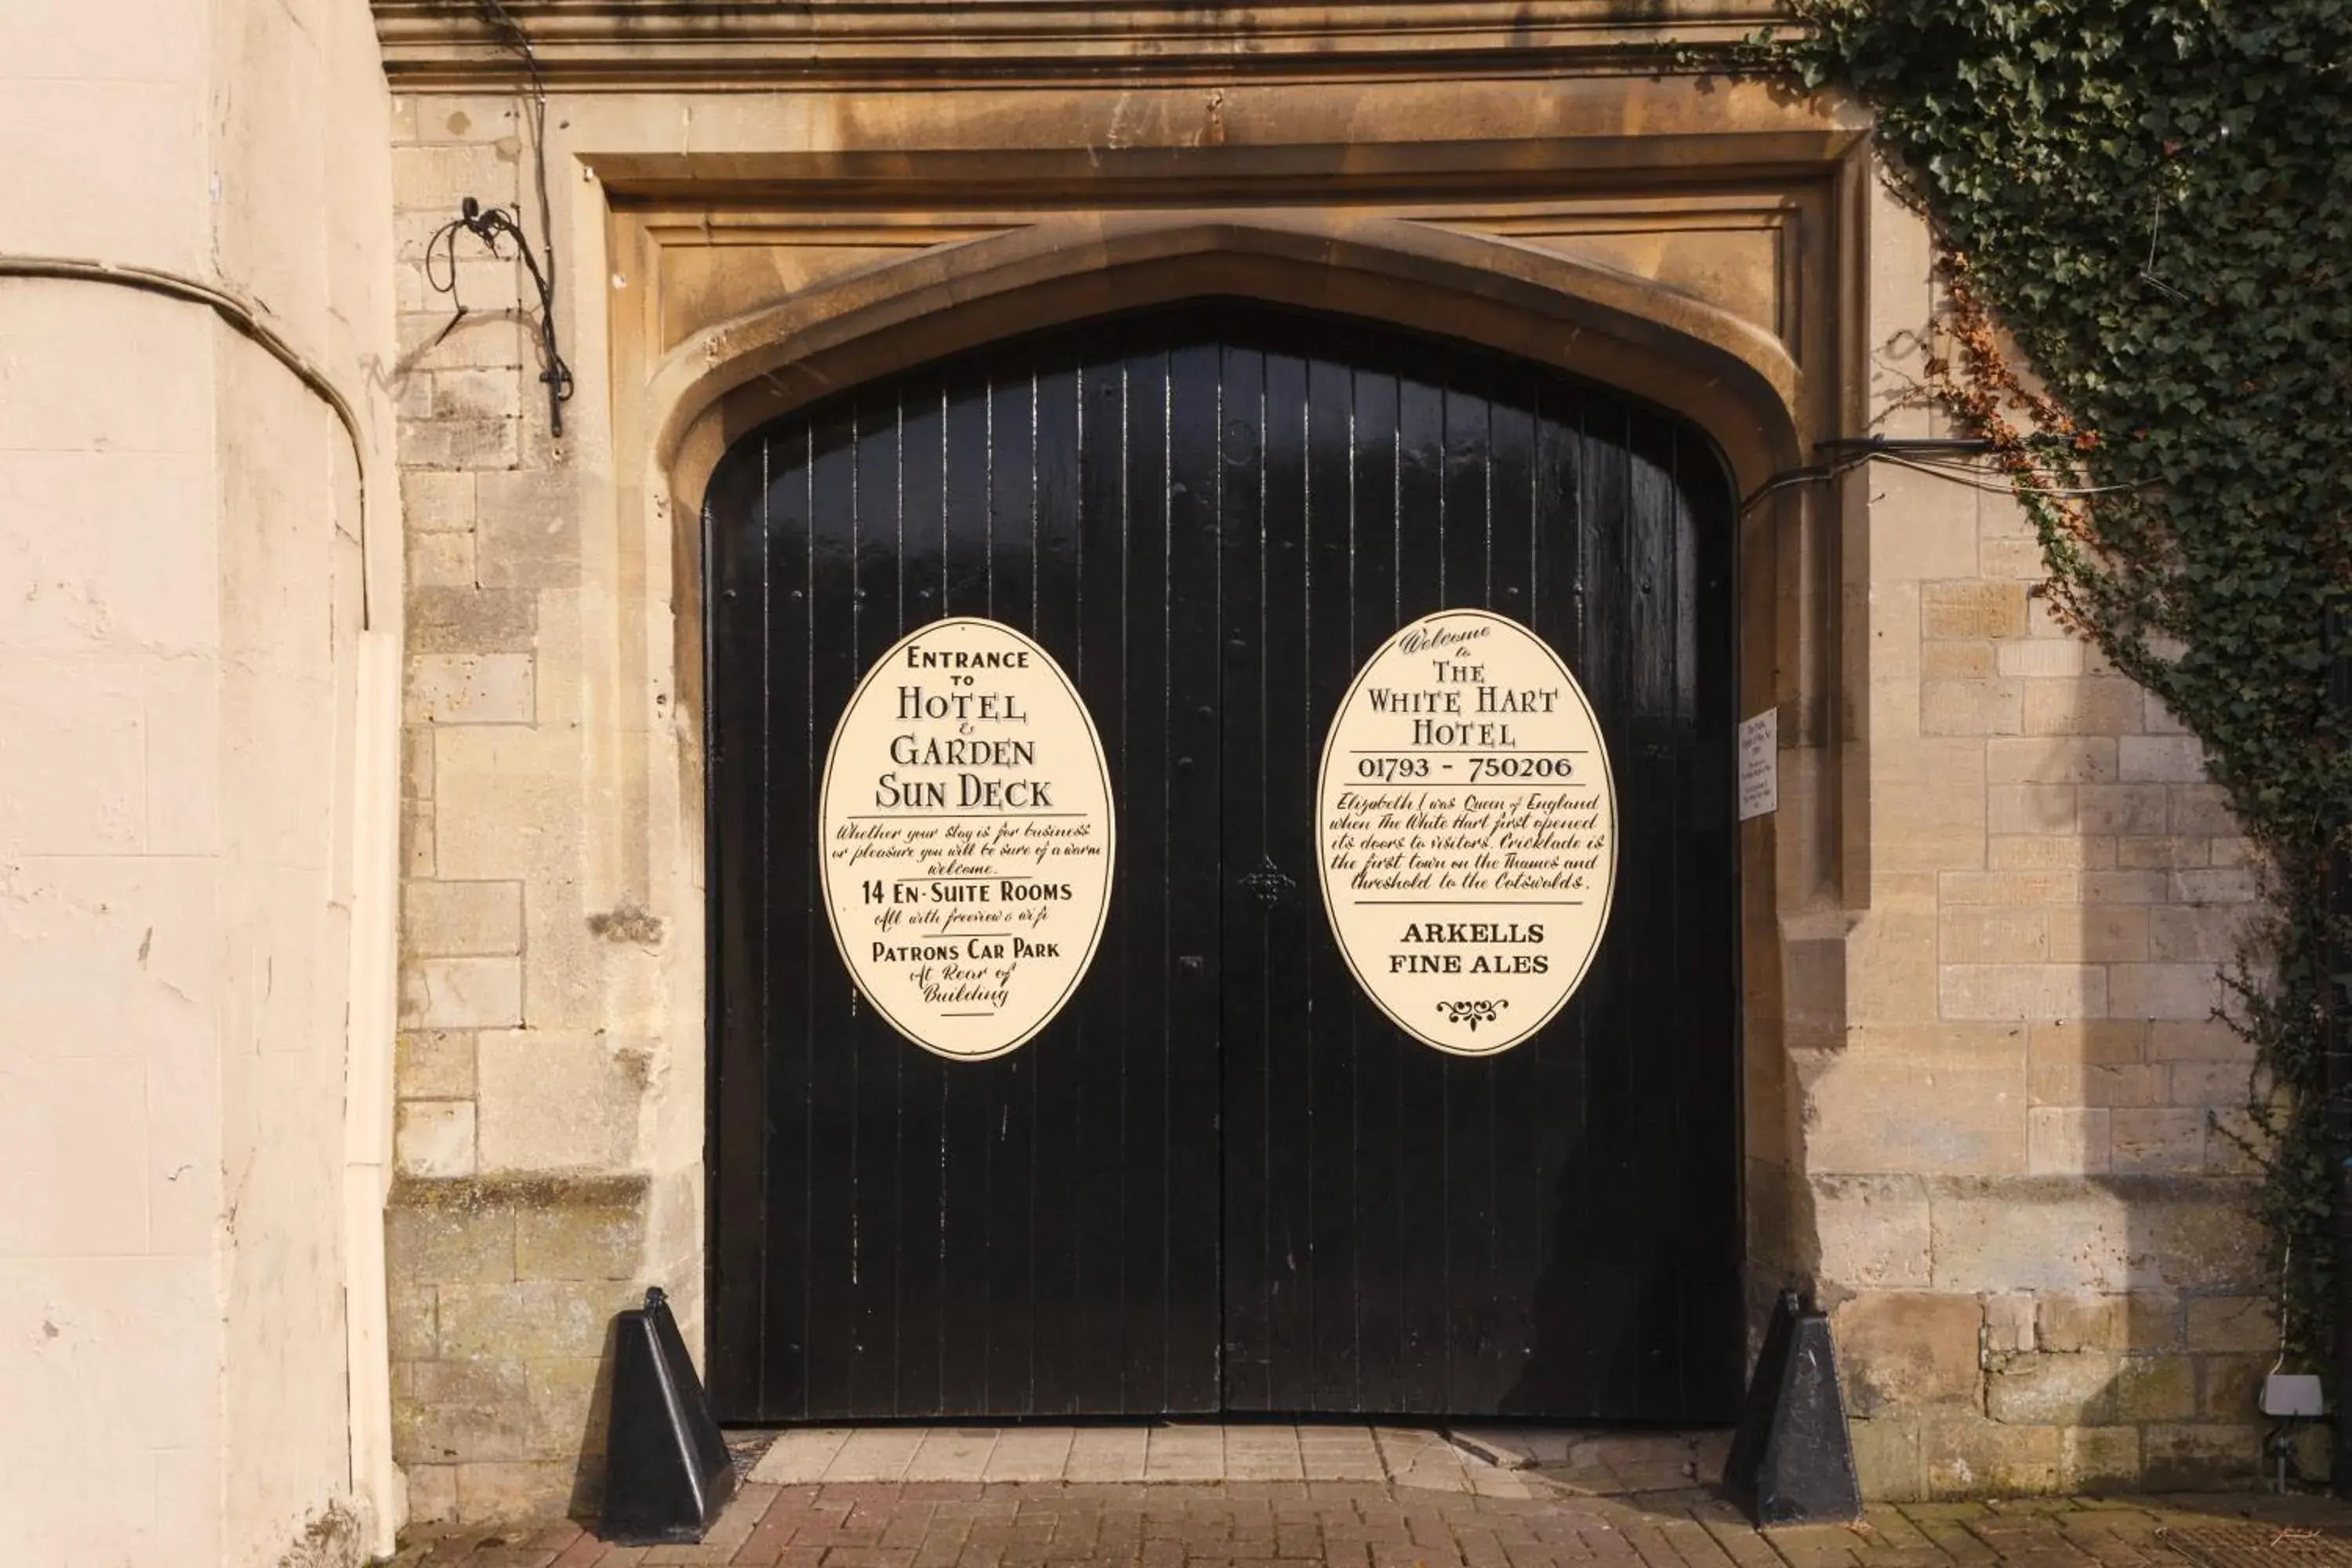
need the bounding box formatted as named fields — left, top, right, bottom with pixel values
left=751, top=1424, right=1532, bottom=1490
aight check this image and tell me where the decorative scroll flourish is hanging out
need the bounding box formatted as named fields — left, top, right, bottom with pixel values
left=1435, top=1000, right=1508, bottom=1031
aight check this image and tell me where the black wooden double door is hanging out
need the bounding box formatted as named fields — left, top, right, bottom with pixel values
left=705, top=303, right=1741, bottom=1424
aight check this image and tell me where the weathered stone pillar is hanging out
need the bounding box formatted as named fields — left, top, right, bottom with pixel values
left=0, top=0, right=405, bottom=1561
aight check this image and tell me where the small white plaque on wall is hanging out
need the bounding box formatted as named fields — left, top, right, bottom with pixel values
left=1737, top=708, right=1778, bottom=822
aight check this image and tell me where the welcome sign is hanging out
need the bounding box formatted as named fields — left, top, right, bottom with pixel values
left=1314, top=608, right=1618, bottom=1056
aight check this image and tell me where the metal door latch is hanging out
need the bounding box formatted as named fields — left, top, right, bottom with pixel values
left=1240, top=858, right=1296, bottom=906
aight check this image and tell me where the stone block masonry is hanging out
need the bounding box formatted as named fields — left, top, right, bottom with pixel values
left=1810, top=183, right=2274, bottom=1492
left=379, top=25, right=2273, bottom=1523
left=387, top=1178, right=650, bottom=1523
left=1828, top=1214, right=2274, bottom=1496
left=388, top=89, right=674, bottom=1524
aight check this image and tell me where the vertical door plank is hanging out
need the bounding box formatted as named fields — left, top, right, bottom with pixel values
left=1301, top=350, right=1363, bottom=1411
left=1579, top=397, right=1655, bottom=1417
left=935, top=370, right=996, bottom=1415
left=1070, top=353, right=1137, bottom=1409
left=799, top=401, right=866, bottom=1419
left=1478, top=372, right=1544, bottom=1407
left=893, top=380, right=952, bottom=1415
left=981, top=365, right=1041, bottom=1412
left=846, top=394, right=909, bottom=1416
left=1117, top=345, right=1179, bottom=1411
left=704, top=439, right=772, bottom=1417
left=1438, top=368, right=1501, bottom=1411
left=1518, top=383, right=1596, bottom=1412
left=757, top=428, right=818, bottom=1419
left=1390, top=365, right=1451, bottom=1410
left=1256, top=346, right=1317, bottom=1414
left=1622, top=408, right=1686, bottom=1415
left=1679, top=441, right=1748, bottom=1420
left=1217, top=340, right=1273, bottom=1410
left=1027, top=357, right=1084, bottom=1415
left=1163, top=339, right=1227, bottom=1413
left=1342, top=363, right=1406, bottom=1414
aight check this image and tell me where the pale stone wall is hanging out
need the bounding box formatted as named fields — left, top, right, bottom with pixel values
left=386, top=92, right=664, bottom=1524
left=0, top=0, right=402, bottom=1562
left=1806, top=180, right=2271, bottom=1498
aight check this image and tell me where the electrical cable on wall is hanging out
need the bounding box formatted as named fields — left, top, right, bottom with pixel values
left=423, top=196, right=575, bottom=434
left=1739, top=434, right=2149, bottom=514
left=0, top=254, right=379, bottom=629
left=419, top=0, right=575, bottom=435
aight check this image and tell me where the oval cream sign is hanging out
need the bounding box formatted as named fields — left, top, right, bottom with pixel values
left=1316, top=608, right=1617, bottom=1057
left=818, top=617, right=1116, bottom=1062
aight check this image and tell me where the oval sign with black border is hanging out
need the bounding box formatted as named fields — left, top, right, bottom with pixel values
left=1315, top=608, right=1618, bottom=1057
left=818, top=617, right=1116, bottom=1062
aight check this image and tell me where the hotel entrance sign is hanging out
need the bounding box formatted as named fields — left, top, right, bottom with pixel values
left=817, top=618, right=1116, bottom=1061
left=1315, top=608, right=1618, bottom=1057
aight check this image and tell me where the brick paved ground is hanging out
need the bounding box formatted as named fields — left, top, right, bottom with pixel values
left=391, top=1475, right=2352, bottom=1568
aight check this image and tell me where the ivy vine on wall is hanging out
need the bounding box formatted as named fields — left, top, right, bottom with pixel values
left=1747, top=3, right=2352, bottom=1355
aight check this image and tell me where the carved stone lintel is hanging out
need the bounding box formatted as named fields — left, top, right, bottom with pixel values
left=368, top=0, right=1786, bottom=89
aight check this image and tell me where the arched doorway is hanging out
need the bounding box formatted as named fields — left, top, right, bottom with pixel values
left=702, top=303, right=1742, bottom=1422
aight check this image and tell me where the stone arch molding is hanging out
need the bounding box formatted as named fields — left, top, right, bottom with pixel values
left=644, top=199, right=1828, bottom=1347
left=654, top=211, right=1808, bottom=516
